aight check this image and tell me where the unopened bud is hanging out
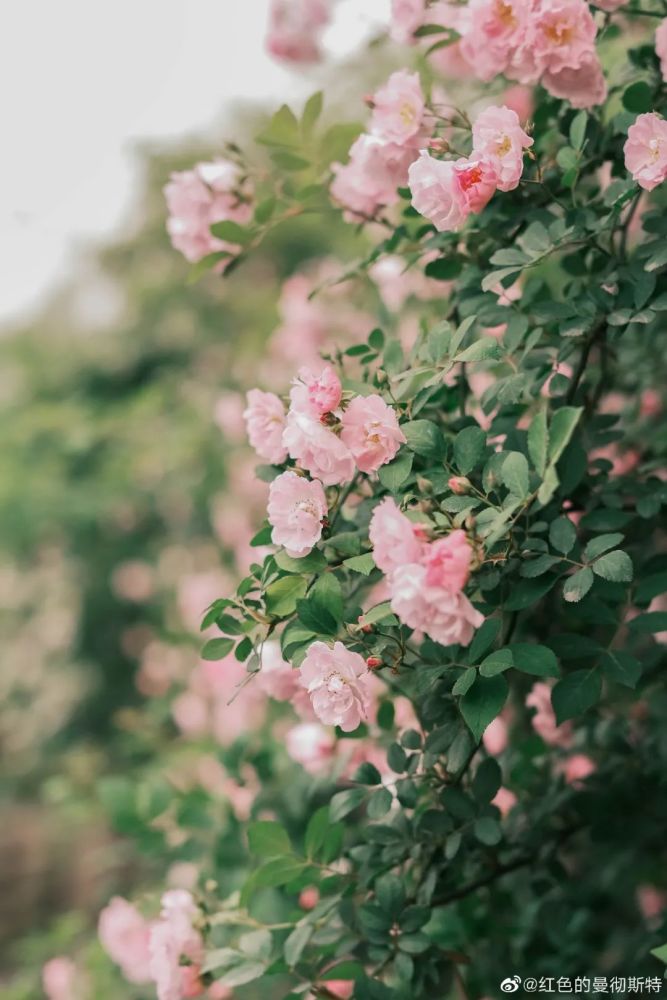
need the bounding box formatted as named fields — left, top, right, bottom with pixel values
left=416, top=475, right=433, bottom=495
left=358, top=616, right=373, bottom=634
left=366, top=656, right=383, bottom=670
left=428, top=137, right=449, bottom=155
left=448, top=475, right=472, bottom=495
left=363, top=94, right=375, bottom=108
left=376, top=368, right=388, bottom=385
left=319, top=411, right=337, bottom=426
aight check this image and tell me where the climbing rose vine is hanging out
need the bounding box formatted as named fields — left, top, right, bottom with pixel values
left=97, top=1, right=667, bottom=998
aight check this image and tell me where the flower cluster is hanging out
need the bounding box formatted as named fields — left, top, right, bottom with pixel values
left=164, top=159, right=253, bottom=266
left=265, top=0, right=331, bottom=64
left=369, top=498, right=484, bottom=646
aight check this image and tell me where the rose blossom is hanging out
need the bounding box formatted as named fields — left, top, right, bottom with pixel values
left=148, top=891, right=203, bottom=1000
left=299, top=641, right=371, bottom=731
left=513, top=0, right=598, bottom=83
left=525, top=681, right=573, bottom=746
left=42, top=958, right=80, bottom=1000
left=98, top=896, right=152, bottom=984
left=408, top=151, right=470, bottom=231
left=390, top=562, right=484, bottom=646
left=471, top=105, right=533, bottom=191
left=286, top=721, right=337, bottom=772
left=390, top=0, right=426, bottom=43
left=562, top=752, right=596, bottom=786
left=340, top=394, right=406, bottom=473
left=492, top=786, right=518, bottom=816
left=257, top=640, right=300, bottom=700
left=268, top=471, right=327, bottom=558
left=331, top=133, right=416, bottom=221
left=483, top=714, right=509, bottom=754
left=624, top=113, right=667, bottom=192
left=369, top=498, right=425, bottom=576
left=297, top=365, right=342, bottom=415
left=656, top=20, right=667, bottom=81
left=266, top=0, right=331, bottom=63
left=454, top=157, right=499, bottom=212
left=283, top=408, right=355, bottom=485
left=542, top=51, right=607, bottom=109
left=460, top=0, right=530, bottom=82
left=423, top=530, right=474, bottom=591
left=370, top=70, right=426, bottom=146
left=164, top=159, right=252, bottom=265
left=243, top=389, right=288, bottom=464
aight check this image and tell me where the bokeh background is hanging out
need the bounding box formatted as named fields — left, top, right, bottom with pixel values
left=1, top=2, right=394, bottom=996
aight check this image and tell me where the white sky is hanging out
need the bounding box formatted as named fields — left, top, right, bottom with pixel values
left=0, top=0, right=388, bottom=328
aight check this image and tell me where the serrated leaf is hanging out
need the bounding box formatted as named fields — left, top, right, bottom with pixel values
left=551, top=669, right=601, bottom=724
left=549, top=515, right=577, bottom=554
left=502, top=451, right=530, bottom=498
left=583, top=533, right=624, bottom=561
left=378, top=451, right=413, bottom=492
left=453, top=425, right=486, bottom=475
left=479, top=648, right=513, bottom=677
left=265, top=576, right=308, bottom=617
left=563, top=567, right=594, bottom=603
left=548, top=407, right=582, bottom=463
left=528, top=408, right=549, bottom=475
left=591, top=550, right=633, bottom=582
left=508, top=643, right=560, bottom=677
left=248, top=821, right=292, bottom=857
left=453, top=668, right=477, bottom=696
left=201, top=637, right=235, bottom=661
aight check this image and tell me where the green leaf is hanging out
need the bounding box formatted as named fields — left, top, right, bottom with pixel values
left=520, top=554, right=562, bottom=578
left=650, top=943, right=667, bottom=965
left=602, top=651, right=642, bottom=688
left=453, top=667, right=477, bottom=695
left=460, top=674, right=509, bottom=741
left=478, top=648, right=513, bottom=677
left=455, top=338, right=503, bottom=363
left=563, top=567, right=594, bottom=603
left=628, top=611, right=667, bottom=633
left=472, top=758, right=502, bottom=802
left=343, top=553, right=376, bottom=575
left=301, top=90, right=323, bottom=135
left=265, top=576, right=308, bottom=617
left=502, top=451, right=530, bottom=498
left=622, top=80, right=653, bottom=114
left=248, top=820, right=291, bottom=858
left=548, top=406, right=582, bottom=463
left=216, top=961, right=267, bottom=987
left=474, top=816, right=502, bottom=845
left=504, top=574, right=558, bottom=611
left=304, top=806, right=330, bottom=859
left=635, top=571, right=667, bottom=603
left=275, top=549, right=327, bottom=573
left=387, top=742, right=408, bottom=772
left=378, top=451, right=413, bottom=491
left=257, top=103, right=300, bottom=146
left=251, top=523, right=273, bottom=546
left=402, top=419, right=444, bottom=457
left=583, top=533, right=624, bottom=561
left=549, top=516, right=577, bottom=555
left=528, top=408, right=549, bottom=476
left=591, top=550, right=633, bottom=582
left=468, top=617, right=501, bottom=662
left=241, top=856, right=307, bottom=905
left=354, top=762, right=383, bottom=785
left=508, top=643, right=560, bottom=677
left=363, top=601, right=398, bottom=626
left=367, top=787, right=393, bottom=819
left=569, top=110, right=588, bottom=151
left=551, top=669, right=601, bottom=725
left=210, top=220, right=254, bottom=244
left=284, top=923, right=312, bottom=967
left=309, top=573, right=344, bottom=621
left=424, top=255, right=463, bottom=280
left=375, top=873, right=406, bottom=916
left=453, top=425, right=487, bottom=474
left=201, top=637, right=235, bottom=661
left=329, top=787, right=366, bottom=821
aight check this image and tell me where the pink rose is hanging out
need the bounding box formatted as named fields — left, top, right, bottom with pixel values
left=624, top=112, right=667, bottom=192
left=369, top=497, right=425, bottom=576
left=561, top=753, right=596, bottom=786
left=390, top=0, right=426, bottom=43
left=297, top=365, right=342, bottom=415
left=267, top=471, right=328, bottom=558
left=42, top=958, right=80, bottom=1000
left=149, top=891, right=203, bottom=1000
left=472, top=105, right=533, bottom=192
left=299, top=641, right=370, bottom=731
left=243, top=389, right=288, bottom=465
left=266, top=0, right=331, bottom=63
left=460, top=0, right=530, bottom=82
left=286, top=721, right=337, bottom=772
left=390, top=562, right=484, bottom=646
left=423, top=530, right=473, bottom=592
left=454, top=157, right=499, bottom=212
left=492, top=786, right=518, bottom=816
left=283, top=408, right=355, bottom=485
left=525, top=681, right=573, bottom=747
left=331, top=133, right=416, bottom=221
left=515, top=0, right=597, bottom=83
left=257, top=641, right=300, bottom=700
left=98, top=897, right=152, bottom=984
left=483, top=714, right=509, bottom=754
left=408, top=151, right=470, bottom=231
left=164, top=160, right=253, bottom=265
left=370, top=70, right=426, bottom=146
left=542, top=51, right=607, bottom=109
left=657, top=20, right=667, bottom=81
left=340, top=394, right=406, bottom=473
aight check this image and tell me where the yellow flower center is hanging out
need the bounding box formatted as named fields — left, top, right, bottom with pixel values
left=496, top=134, right=513, bottom=157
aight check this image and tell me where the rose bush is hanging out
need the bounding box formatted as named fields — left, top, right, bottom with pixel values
left=90, top=1, right=667, bottom=998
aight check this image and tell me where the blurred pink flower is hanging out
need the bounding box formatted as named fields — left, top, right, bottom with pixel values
left=492, top=786, right=518, bottom=816
left=98, top=896, right=152, bottom=984
left=561, top=753, right=596, bottom=786
left=390, top=0, right=426, bottom=43
left=331, top=133, right=416, bottom=221
left=526, top=681, right=573, bottom=747
left=296, top=365, right=342, bottom=415
left=422, top=530, right=473, bottom=592
left=266, top=0, right=331, bottom=63
left=286, top=721, right=337, bottom=772
left=42, top=958, right=80, bottom=1000
left=244, top=389, right=288, bottom=465
left=483, top=714, right=509, bottom=754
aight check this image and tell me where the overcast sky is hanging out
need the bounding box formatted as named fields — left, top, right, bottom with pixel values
left=0, top=0, right=388, bottom=327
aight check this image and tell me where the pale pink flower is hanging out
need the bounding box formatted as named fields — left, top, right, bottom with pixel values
left=492, top=786, right=518, bottom=816
left=267, top=471, right=328, bottom=558
left=369, top=498, right=425, bottom=576
left=98, top=897, right=152, bottom=984
left=637, top=885, right=667, bottom=923
left=283, top=408, right=355, bottom=485
left=172, top=691, right=209, bottom=737
left=513, top=0, right=598, bottom=83
left=562, top=753, right=596, bottom=786
left=408, top=151, right=470, bottom=231
left=422, top=530, right=474, bottom=591
left=331, top=133, right=416, bottom=221
left=624, top=113, right=667, bottom=191
left=286, top=721, right=337, bottom=772
left=149, top=891, right=204, bottom=1000
left=111, top=560, right=155, bottom=602
left=542, top=51, right=607, bottom=108
left=42, top=958, right=80, bottom=1000
left=471, top=105, right=533, bottom=192
left=213, top=391, right=246, bottom=442
left=180, top=967, right=205, bottom=997
left=340, top=395, right=406, bottom=473
left=656, top=21, right=667, bottom=81
left=390, top=0, right=426, bottom=43
left=483, top=714, right=509, bottom=754
left=370, top=70, right=426, bottom=146
left=299, top=641, right=370, bottom=731
left=257, top=641, right=300, bottom=701
left=266, top=0, right=331, bottom=63
left=243, top=389, right=288, bottom=465
left=525, top=681, right=573, bottom=746
left=390, top=563, right=484, bottom=646
left=297, top=365, right=342, bottom=415
left=502, top=84, right=534, bottom=122
left=460, top=0, right=530, bottom=82
left=164, top=160, right=252, bottom=265
left=426, top=2, right=474, bottom=78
